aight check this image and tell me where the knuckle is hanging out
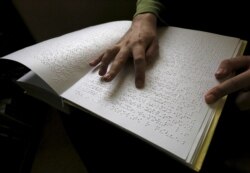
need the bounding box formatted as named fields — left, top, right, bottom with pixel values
left=105, top=48, right=114, bottom=54
left=100, top=57, right=109, bottom=65
left=134, top=56, right=145, bottom=65
left=111, top=60, right=121, bottom=68
left=227, top=78, right=240, bottom=90
left=108, top=67, right=119, bottom=78
left=221, top=59, right=232, bottom=67
left=212, top=85, right=225, bottom=97
left=131, top=37, right=145, bottom=47
left=134, top=55, right=144, bottom=61
left=136, top=37, right=144, bottom=44
left=115, top=55, right=127, bottom=65
left=104, top=46, right=120, bottom=56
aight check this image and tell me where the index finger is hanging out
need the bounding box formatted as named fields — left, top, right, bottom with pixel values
left=215, top=56, right=250, bottom=79
left=205, top=70, right=250, bottom=104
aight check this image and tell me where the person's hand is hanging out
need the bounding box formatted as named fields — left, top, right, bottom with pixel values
left=205, top=56, right=250, bottom=110
left=89, top=13, right=158, bottom=88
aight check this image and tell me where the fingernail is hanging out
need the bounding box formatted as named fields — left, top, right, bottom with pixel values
left=215, top=68, right=226, bottom=76
left=103, top=74, right=112, bottom=81
left=89, top=59, right=96, bottom=64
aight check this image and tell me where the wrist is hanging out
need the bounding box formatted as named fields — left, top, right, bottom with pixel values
left=132, top=13, right=157, bottom=28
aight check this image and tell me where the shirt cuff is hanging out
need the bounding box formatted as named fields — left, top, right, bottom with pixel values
left=134, top=0, right=166, bottom=25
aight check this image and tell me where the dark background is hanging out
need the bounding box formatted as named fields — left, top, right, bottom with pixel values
left=0, top=1, right=46, bottom=173
left=1, top=1, right=250, bottom=173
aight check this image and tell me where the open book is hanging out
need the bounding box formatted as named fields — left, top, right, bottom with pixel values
left=1, top=20, right=246, bottom=171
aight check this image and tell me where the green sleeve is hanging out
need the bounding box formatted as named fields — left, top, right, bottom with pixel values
left=134, top=0, right=166, bottom=24
left=134, top=0, right=162, bottom=16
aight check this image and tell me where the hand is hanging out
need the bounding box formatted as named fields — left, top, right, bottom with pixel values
left=205, top=56, right=250, bottom=110
left=89, top=13, right=159, bottom=88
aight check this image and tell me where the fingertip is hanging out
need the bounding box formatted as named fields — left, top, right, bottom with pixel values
left=102, top=73, right=113, bottom=82
left=98, top=69, right=106, bottom=76
left=99, top=71, right=105, bottom=76
left=89, top=56, right=103, bottom=66
left=205, top=93, right=217, bottom=104
left=135, top=79, right=144, bottom=89
left=215, top=68, right=228, bottom=79
left=99, top=63, right=110, bottom=76
left=89, top=60, right=95, bottom=66
left=89, top=61, right=95, bottom=66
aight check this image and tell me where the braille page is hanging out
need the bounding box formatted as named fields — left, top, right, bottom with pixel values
left=2, top=21, right=131, bottom=94
left=62, top=26, right=241, bottom=161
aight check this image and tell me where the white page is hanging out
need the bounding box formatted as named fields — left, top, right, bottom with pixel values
left=62, top=26, right=240, bottom=161
left=186, top=40, right=244, bottom=164
left=2, top=21, right=131, bottom=94
left=17, top=71, right=70, bottom=113
left=18, top=71, right=57, bottom=94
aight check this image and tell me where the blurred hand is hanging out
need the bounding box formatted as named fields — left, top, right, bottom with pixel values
left=205, top=56, right=250, bottom=110
left=89, top=13, right=159, bottom=88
